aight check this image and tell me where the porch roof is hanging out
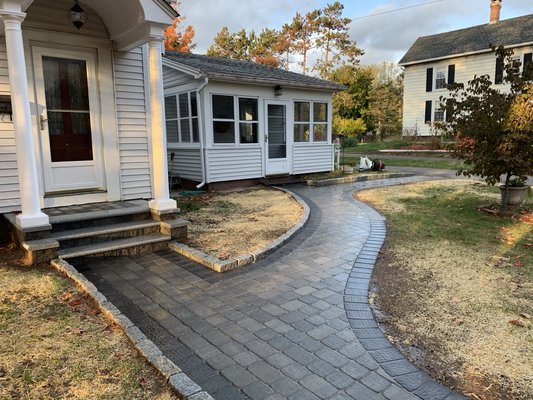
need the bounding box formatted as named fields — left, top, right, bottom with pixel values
left=15, top=0, right=178, bottom=50
left=164, top=52, right=346, bottom=92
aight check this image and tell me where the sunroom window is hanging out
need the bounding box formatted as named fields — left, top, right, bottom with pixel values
left=294, top=101, right=328, bottom=142
left=212, top=95, right=258, bottom=144
left=165, top=91, right=199, bottom=144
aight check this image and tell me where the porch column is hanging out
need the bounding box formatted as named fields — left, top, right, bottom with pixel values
left=1, top=11, right=49, bottom=229
left=147, top=37, right=177, bottom=212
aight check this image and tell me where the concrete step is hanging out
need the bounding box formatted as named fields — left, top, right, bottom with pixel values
left=51, top=220, right=161, bottom=248
left=58, top=233, right=171, bottom=259
left=49, top=200, right=152, bottom=233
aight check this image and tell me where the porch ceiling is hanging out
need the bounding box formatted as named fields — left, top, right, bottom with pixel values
left=20, top=0, right=177, bottom=50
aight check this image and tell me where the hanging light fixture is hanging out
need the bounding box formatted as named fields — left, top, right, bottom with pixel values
left=69, top=1, right=87, bottom=30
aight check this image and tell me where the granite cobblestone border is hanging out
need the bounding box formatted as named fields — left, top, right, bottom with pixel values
left=169, top=187, right=311, bottom=273
left=344, top=183, right=467, bottom=400
left=50, top=258, right=215, bottom=400
left=307, top=172, right=415, bottom=187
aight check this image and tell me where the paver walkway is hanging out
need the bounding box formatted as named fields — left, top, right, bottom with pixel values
left=73, top=176, right=466, bottom=400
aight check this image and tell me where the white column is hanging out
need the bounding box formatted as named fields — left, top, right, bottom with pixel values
left=147, top=37, right=176, bottom=212
left=1, top=12, right=49, bottom=229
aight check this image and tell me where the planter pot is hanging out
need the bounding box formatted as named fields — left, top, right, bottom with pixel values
left=342, top=165, right=353, bottom=174
left=499, top=185, right=529, bottom=205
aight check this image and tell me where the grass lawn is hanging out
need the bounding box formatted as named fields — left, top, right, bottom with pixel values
left=0, top=250, right=177, bottom=400
left=356, top=180, right=532, bottom=399
left=342, top=138, right=455, bottom=153
left=340, top=156, right=463, bottom=169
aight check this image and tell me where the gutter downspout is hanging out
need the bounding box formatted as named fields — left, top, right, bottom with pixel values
left=196, top=76, right=209, bottom=189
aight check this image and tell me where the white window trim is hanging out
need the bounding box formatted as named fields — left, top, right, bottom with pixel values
left=435, top=68, right=446, bottom=90
left=211, top=94, right=261, bottom=146
left=293, top=100, right=329, bottom=143
left=165, top=91, right=200, bottom=145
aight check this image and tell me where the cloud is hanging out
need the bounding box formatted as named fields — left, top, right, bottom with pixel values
left=350, top=0, right=533, bottom=64
left=179, top=0, right=533, bottom=65
left=180, top=0, right=318, bottom=53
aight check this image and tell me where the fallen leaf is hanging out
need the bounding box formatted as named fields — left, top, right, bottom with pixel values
left=520, top=313, right=531, bottom=320
left=509, top=320, right=525, bottom=327
left=71, top=327, right=85, bottom=335
left=69, top=299, right=82, bottom=307
left=61, top=292, right=73, bottom=301
left=88, top=309, right=100, bottom=316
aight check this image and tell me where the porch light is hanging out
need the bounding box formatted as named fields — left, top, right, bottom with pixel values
left=69, top=1, right=87, bottom=30
left=274, top=85, right=283, bottom=96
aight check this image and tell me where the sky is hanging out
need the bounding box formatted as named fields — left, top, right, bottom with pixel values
left=179, top=0, right=533, bottom=66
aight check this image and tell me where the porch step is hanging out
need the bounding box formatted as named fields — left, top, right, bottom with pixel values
left=58, top=233, right=171, bottom=259
left=48, top=200, right=152, bottom=233
left=51, top=220, right=161, bottom=248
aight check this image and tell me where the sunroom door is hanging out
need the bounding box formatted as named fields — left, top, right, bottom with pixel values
left=32, top=47, right=105, bottom=194
left=265, top=101, right=289, bottom=175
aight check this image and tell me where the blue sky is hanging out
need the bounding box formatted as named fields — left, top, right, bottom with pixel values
left=180, top=0, right=533, bottom=65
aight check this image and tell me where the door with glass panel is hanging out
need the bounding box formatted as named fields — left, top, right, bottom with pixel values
left=32, top=47, right=104, bottom=194
left=265, top=101, right=289, bottom=175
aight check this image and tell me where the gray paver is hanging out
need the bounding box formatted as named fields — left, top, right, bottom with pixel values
left=78, top=176, right=466, bottom=400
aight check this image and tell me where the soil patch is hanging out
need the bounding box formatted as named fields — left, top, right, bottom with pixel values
left=177, top=187, right=303, bottom=260
left=356, top=180, right=532, bottom=400
left=0, top=247, right=177, bottom=400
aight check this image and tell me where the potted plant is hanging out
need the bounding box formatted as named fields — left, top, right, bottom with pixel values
left=500, top=177, right=530, bottom=206
left=440, top=46, right=533, bottom=212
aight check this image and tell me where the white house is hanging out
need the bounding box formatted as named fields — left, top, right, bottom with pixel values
left=162, top=52, right=344, bottom=189
left=399, top=1, right=533, bottom=136
left=0, top=0, right=179, bottom=231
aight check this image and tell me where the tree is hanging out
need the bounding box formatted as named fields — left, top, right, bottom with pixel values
left=250, top=28, right=282, bottom=68
left=367, top=62, right=403, bottom=139
left=330, top=65, right=373, bottom=121
left=207, top=27, right=282, bottom=67
left=164, top=2, right=196, bottom=52
left=276, top=22, right=298, bottom=70
left=313, top=1, right=362, bottom=79
left=291, top=10, right=321, bottom=75
left=441, top=47, right=533, bottom=211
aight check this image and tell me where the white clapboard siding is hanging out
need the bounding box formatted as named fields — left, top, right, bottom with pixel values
left=24, top=0, right=108, bottom=39
left=0, top=37, right=19, bottom=213
left=293, top=144, right=333, bottom=175
left=163, top=65, right=195, bottom=89
left=114, top=47, right=152, bottom=199
left=167, top=148, right=202, bottom=181
left=403, top=45, right=533, bottom=136
left=206, top=147, right=263, bottom=182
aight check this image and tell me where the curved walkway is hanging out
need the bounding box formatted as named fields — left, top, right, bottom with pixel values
left=74, top=176, right=466, bottom=400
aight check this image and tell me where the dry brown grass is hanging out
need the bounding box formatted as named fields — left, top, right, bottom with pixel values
left=357, top=180, right=533, bottom=400
left=0, top=248, right=177, bottom=400
left=182, top=187, right=303, bottom=260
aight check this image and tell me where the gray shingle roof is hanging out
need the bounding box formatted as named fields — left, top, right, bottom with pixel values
left=163, top=52, right=346, bottom=91
left=399, top=14, right=533, bottom=65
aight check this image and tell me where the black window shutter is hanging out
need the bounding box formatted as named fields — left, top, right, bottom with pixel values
left=495, top=56, right=504, bottom=84
left=426, top=68, right=433, bottom=92
left=425, top=100, right=432, bottom=124
left=447, top=64, right=455, bottom=85
left=524, top=53, right=533, bottom=65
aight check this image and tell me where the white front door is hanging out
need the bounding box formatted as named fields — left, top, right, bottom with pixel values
left=265, top=101, right=290, bottom=175
left=32, top=47, right=105, bottom=195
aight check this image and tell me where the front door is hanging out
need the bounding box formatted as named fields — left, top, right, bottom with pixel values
left=265, top=102, right=289, bottom=175
left=32, top=47, right=105, bottom=194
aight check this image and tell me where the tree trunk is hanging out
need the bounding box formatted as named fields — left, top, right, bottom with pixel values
left=500, top=172, right=512, bottom=213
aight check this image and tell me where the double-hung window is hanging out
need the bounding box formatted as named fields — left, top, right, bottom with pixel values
left=294, top=101, right=328, bottom=142
left=165, top=91, right=199, bottom=144
left=435, top=69, right=446, bottom=89
left=212, top=95, right=258, bottom=144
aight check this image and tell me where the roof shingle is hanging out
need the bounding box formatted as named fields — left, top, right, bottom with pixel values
left=163, top=52, right=345, bottom=91
left=399, top=13, right=533, bottom=65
